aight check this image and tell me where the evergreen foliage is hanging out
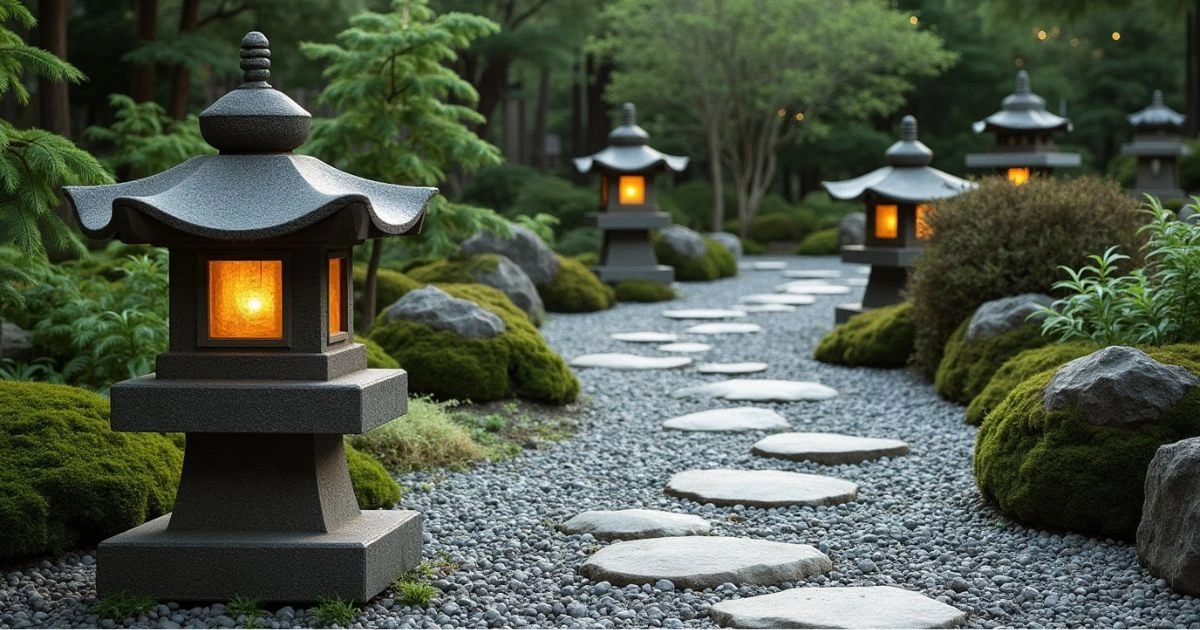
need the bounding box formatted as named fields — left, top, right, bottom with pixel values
left=83, top=94, right=213, bottom=179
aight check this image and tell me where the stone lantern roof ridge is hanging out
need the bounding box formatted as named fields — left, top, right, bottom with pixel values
left=1128, top=89, right=1186, bottom=129
left=574, top=102, right=689, bottom=174
left=972, top=70, right=1072, bottom=134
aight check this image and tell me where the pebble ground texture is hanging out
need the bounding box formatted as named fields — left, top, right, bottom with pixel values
left=4, top=255, right=1200, bottom=629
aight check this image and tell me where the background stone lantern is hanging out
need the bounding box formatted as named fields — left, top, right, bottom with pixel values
left=966, top=70, right=1081, bottom=184
left=824, top=116, right=973, bottom=324
left=574, top=103, right=688, bottom=284
left=1122, top=90, right=1190, bottom=200
left=63, top=32, right=435, bottom=603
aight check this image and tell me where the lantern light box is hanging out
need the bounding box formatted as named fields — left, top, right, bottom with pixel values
left=1122, top=90, right=1190, bottom=200
left=966, top=70, right=1080, bottom=180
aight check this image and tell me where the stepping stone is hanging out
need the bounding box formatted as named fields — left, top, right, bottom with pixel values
left=663, top=308, right=747, bottom=320
left=776, top=281, right=852, bottom=295
left=571, top=353, right=692, bottom=370
left=662, top=407, right=788, bottom=432
left=738, top=293, right=816, bottom=306
left=846, top=277, right=868, bottom=286
left=737, top=304, right=797, bottom=313
left=742, top=261, right=788, bottom=270
left=709, top=586, right=968, bottom=629
left=751, top=432, right=909, bottom=465
left=658, top=342, right=713, bottom=353
left=611, top=331, right=680, bottom=343
left=782, top=269, right=841, bottom=279
left=559, top=509, right=711, bottom=540
left=578, top=536, right=831, bottom=589
left=686, top=322, right=763, bottom=335
left=665, top=469, right=857, bottom=507
left=672, top=379, right=838, bottom=402
left=856, top=266, right=871, bottom=274
left=696, top=362, right=769, bottom=375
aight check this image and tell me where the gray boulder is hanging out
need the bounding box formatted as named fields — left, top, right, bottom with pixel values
left=459, top=226, right=560, bottom=285
left=0, top=322, right=33, bottom=361
left=966, top=293, right=1054, bottom=340
left=658, top=225, right=707, bottom=259
left=1180, top=205, right=1200, bottom=226
left=1138, top=437, right=1200, bottom=596
left=1043, top=346, right=1199, bottom=426
left=839, top=212, right=866, bottom=247
left=384, top=286, right=505, bottom=339
left=706, top=232, right=742, bottom=258
left=476, top=256, right=545, bottom=326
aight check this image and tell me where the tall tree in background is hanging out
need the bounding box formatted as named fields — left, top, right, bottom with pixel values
left=37, top=0, right=70, bottom=138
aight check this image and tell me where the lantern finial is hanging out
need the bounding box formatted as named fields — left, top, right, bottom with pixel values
left=1153, top=89, right=1164, bottom=106
left=239, top=31, right=271, bottom=87
left=622, top=102, right=637, bottom=126
left=1014, top=70, right=1030, bottom=94
left=885, top=114, right=932, bottom=167
left=900, top=115, right=918, bottom=142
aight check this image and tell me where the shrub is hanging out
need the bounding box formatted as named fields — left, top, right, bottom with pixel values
left=613, top=280, right=676, bottom=303
left=348, top=398, right=487, bottom=472
left=974, top=346, right=1200, bottom=539
left=795, top=228, right=840, bottom=255
left=813, top=303, right=914, bottom=368
left=344, top=444, right=402, bottom=509
left=655, top=236, right=737, bottom=282
left=0, top=382, right=181, bottom=560
left=933, top=320, right=1052, bottom=405
left=554, top=227, right=602, bottom=257
left=749, top=212, right=817, bottom=243
left=510, top=175, right=596, bottom=232
left=458, top=163, right=540, bottom=214
left=538, top=255, right=615, bottom=313
left=908, top=176, right=1143, bottom=377
left=573, top=251, right=599, bottom=267
left=741, top=239, right=767, bottom=255
left=964, top=342, right=1095, bottom=426
left=357, top=335, right=400, bottom=369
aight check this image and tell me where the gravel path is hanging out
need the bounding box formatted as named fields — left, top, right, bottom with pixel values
left=4, top=255, right=1200, bottom=629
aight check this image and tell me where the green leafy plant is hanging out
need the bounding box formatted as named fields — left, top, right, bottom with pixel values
left=92, top=592, right=157, bottom=621
left=313, top=597, right=358, bottom=627
left=0, top=358, right=62, bottom=383
left=83, top=94, right=214, bottom=179
left=512, top=213, right=561, bottom=244
left=227, top=595, right=267, bottom=623
left=394, top=580, right=438, bottom=607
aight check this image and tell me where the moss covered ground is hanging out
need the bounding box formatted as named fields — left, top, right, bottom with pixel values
left=813, top=303, right=914, bottom=368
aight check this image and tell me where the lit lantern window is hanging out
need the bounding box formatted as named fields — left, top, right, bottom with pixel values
left=618, top=175, right=645, bottom=205
left=600, top=175, right=609, bottom=206
left=1007, top=167, right=1031, bottom=185
left=915, top=203, right=934, bottom=239
left=874, top=204, right=898, bottom=239
left=208, top=259, right=284, bottom=340
left=328, top=256, right=346, bottom=337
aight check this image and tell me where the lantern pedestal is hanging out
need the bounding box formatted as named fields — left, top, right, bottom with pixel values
left=589, top=211, right=674, bottom=284
left=836, top=248, right=916, bottom=324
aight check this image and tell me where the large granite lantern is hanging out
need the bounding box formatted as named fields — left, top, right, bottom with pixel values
left=824, top=116, right=973, bottom=324
left=574, top=103, right=688, bottom=284
left=62, top=32, right=435, bottom=602
left=1122, top=90, right=1190, bottom=200
left=966, top=70, right=1081, bottom=184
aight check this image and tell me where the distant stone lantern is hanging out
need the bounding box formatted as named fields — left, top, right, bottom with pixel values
left=574, top=103, right=688, bottom=284
left=63, top=32, right=435, bottom=602
left=1122, top=90, right=1190, bottom=200
left=824, top=116, right=973, bottom=324
left=966, top=70, right=1081, bottom=184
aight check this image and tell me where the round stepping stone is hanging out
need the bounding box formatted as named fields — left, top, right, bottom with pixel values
left=751, top=432, right=909, bottom=465
left=776, top=281, right=852, bottom=295
left=672, top=379, right=838, bottom=402
left=571, top=353, right=692, bottom=370
left=738, top=293, right=816, bottom=306
left=662, top=407, right=788, bottom=432
left=737, top=303, right=797, bottom=313
left=665, top=469, right=857, bottom=507
left=782, top=269, right=841, bottom=279
left=709, top=586, right=968, bottom=629
left=846, top=277, right=868, bottom=286
left=559, top=509, right=711, bottom=540
left=742, top=261, right=788, bottom=270
left=578, top=536, right=831, bottom=589
left=657, top=342, right=713, bottom=353
left=663, top=308, right=747, bottom=320
left=611, top=331, right=679, bottom=343
left=855, top=266, right=871, bottom=274
left=685, top=322, right=762, bottom=335
left=695, top=362, right=768, bottom=375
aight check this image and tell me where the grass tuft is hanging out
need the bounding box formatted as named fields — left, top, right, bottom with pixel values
left=313, top=597, right=358, bottom=627
left=92, top=592, right=156, bottom=621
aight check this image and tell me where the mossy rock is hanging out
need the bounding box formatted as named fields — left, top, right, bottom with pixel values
left=964, top=342, right=1096, bottom=426
left=974, top=346, right=1200, bottom=539
left=813, top=303, right=914, bottom=368
left=357, top=335, right=400, bottom=370
left=0, top=382, right=182, bottom=559
left=537, top=255, right=615, bottom=313
left=934, top=320, right=1052, bottom=405
left=369, top=283, right=579, bottom=404
left=614, top=280, right=676, bottom=303
left=352, top=265, right=422, bottom=326
left=406, top=255, right=499, bottom=284
left=655, top=236, right=737, bottom=282
left=345, top=444, right=402, bottom=509
left=795, top=228, right=840, bottom=256
left=573, top=251, right=599, bottom=267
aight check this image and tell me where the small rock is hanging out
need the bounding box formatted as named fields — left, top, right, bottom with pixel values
left=1043, top=346, right=1199, bottom=426
left=965, top=293, right=1054, bottom=339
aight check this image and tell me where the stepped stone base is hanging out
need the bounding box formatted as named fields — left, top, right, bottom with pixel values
left=594, top=264, right=673, bottom=284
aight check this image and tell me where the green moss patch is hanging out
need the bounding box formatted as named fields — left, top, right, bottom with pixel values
left=349, top=398, right=487, bottom=472
left=813, top=303, right=914, bottom=368
left=357, top=335, right=401, bottom=369
left=795, top=228, right=840, bottom=256
left=345, top=444, right=402, bottom=509
left=655, top=236, right=737, bottom=282
left=406, top=255, right=501, bottom=285
left=538, top=255, right=615, bottom=313
left=964, top=342, right=1096, bottom=426
left=614, top=280, right=676, bottom=303
left=353, top=265, right=422, bottom=325
left=934, top=320, right=1052, bottom=405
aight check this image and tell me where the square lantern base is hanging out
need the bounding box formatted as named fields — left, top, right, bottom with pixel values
left=97, top=510, right=422, bottom=603
left=593, top=264, right=674, bottom=284
left=835, top=302, right=868, bottom=324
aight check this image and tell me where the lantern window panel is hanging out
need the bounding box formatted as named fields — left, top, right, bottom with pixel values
left=328, top=254, right=349, bottom=342
left=202, top=256, right=289, bottom=346
left=1007, top=167, right=1031, bottom=186
left=874, top=204, right=899, bottom=240
left=618, top=175, right=645, bottom=205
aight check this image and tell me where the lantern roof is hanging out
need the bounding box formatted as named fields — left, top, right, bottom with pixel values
left=64, top=31, right=436, bottom=242
left=1128, top=90, right=1185, bottom=130
left=823, top=116, right=975, bottom=203
left=574, top=103, right=688, bottom=174
left=972, top=70, right=1072, bottom=134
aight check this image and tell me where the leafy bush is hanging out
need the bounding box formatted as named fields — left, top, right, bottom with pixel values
left=573, top=252, right=599, bottom=267
left=83, top=94, right=213, bottom=179
left=908, top=176, right=1143, bottom=377
left=741, top=239, right=767, bottom=255
left=813, top=303, right=914, bottom=368
left=357, top=335, right=401, bottom=370
left=458, top=163, right=540, bottom=214
left=554, top=227, right=602, bottom=258
left=348, top=398, right=486, bottom=472
left=796, top=191, right=861, bottom=227
left=538, top=255, right=615, bottom=313
left=964, top=342, right=1095, bottom=426
left=344, top=444, right=402, bottom=509
left=512, top=213, right=560, bottom=244
left=795, top=228, right=840, bottom=255
left=749, top=212, right=817, bottom=243
left=613, top=280, right=676, bottom=303
left=510, top=175, right=596, bottom=233
left=655, top=236, right=737, bottom=281
left=933, top=320, right=1051, bottom=405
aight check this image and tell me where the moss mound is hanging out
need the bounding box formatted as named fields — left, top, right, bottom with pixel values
left=655, top=236, right=737, bottom=282
left=538, top=255, right=615, bottom=313
left=406, top=255, right=500, bottom=285
left=353, top=265, right=422, bottom=325
left=370, top=283, right=579, bottom=404
left=964, top=342, right=1096, bottom=426
left=0, top=382, right=181, bottom=559
left=614, top=280, right=676, bottom=303
left=813, top=303, right=914, bottom=368
left=349, top=398, right=487, bottom=472
left=356, top=335, right=400, bottom=369
left=795, top=228, right=840, bottom=256
left=934, top=321, right=1052, bottom=405
left=345, top=444, right=402, bottom=509
left=974, top=346, right=1200, bottom=539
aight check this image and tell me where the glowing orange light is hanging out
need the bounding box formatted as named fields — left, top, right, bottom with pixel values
left=874, top=204, right=898, bottom=239
left=1036, top=30, right=1047, bottom=40
left=618, top=175, right=645, bottom=205
left=916, top=204, right=934, bottom=239
left=1007, top=167, right=1031, bottom=185
left=329, top=256, right=346, bottom=336
left=208, top=259, right=284, bottom=340
left=909, top=15, right=919, bottom=25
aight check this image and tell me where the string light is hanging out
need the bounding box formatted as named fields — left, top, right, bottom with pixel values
left=909, top=15, right=918, bottom=25
left=1111, top=31, right=1121, bottom=41
left=794, top=112, right=805, bottom=122
left=1036, top=30, right=1047, bottom=41
left=776, top=108, right=786, bottom=118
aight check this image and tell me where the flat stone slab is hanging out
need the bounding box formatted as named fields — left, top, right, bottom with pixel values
left=662, top=407, right=789, bottom=432
left=672, top=379, right=839, bottom=402
left=752, top=432, right=909, bottom=465
left=738, top=293, right=816, bottom=306
left=846, top=277, right=868, bottom=286
left=658, top=342, right=713, bottom=353
left=737, top=304, right=797, bottom=313
left=855, top=266, right=870, bottom=274
left=710, top=586, right=968, bottom=629
left=578, top=536, right=831, bottom=589
left=663, top=308, right=747, bottom=320
left=741, top=261, right=788, bottom=270
left=686, top=323, right=763, bottom=335
left=611, top=331, right=680, bottom=343
left=696, top=362, right=769, bottom=375
left=666, top=469, right=857, bottom=507
left=570, top=353, right=692, bottom=370
left=559, top=509, right=711, bottom=541
left=777, top=282, right=852, bottom=295
left=782, top=269, right=842, bottom=279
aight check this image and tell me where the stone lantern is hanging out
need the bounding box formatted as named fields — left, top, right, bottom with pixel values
left=966, top=70, right=1081, bottom=184
left=62, top=32, right=434, bottom=602
left=1122, top=90, right=1190, bottom=200
left=574, top=103, right=688, bottom=284
left=824, top=116, right=973, bottom=324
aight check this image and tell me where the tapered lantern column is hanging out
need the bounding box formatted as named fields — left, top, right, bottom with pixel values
left=965, top=70, right=1081, bottom=183
left=575, top=103, right=688, bottom=284
left=1122, top=90, right=1190, bottom=200
left=63, top=32, right=436, bottom=603
left=825, top=116, right=974, bottom=324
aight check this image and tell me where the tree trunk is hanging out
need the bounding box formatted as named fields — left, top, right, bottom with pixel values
left=167, top=0, right=200, bottom=120
left=473, top=54, right=510, bottom=137
left=1189, top=4, right=1199, bottom=136
left=132, top=0, right=158, bottom=103
left=584, top=55, right=613, bottom=154
left=37, top=0, right=70, bottom=137
left=531, top=68, right=551, bottom=170
left=707, top=129, right=725, bottom=232
left=360, top=240, right=383, bottom=332
left=570, top=58, right=584, bottom=183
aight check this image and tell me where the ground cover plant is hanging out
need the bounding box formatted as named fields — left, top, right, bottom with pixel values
left=538, top=255, right=615, bottom=313
left=813, top=303, right=915, bottom=368
left=613, top=280, right=676, bottom=303
left=933, top=319, right=1051, bottom=405
left=654, top=235, right=737, bottom=282
left=963, top=342, right=1096, bottom=426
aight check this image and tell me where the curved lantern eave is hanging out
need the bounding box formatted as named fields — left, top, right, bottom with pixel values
left=573, top=148, right=689, bottom=175
left=822, top=166, right=975, bottom=204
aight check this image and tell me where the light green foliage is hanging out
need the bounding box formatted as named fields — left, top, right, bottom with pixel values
left=538, top=255, right=616, bottom=312
left=813, top=303, right=914, bottom=368
left=92, top=592, right=157, bottom=621
left=83, top=94, right=214, bottom=179
left=395, top=580, right=439, bottom=607
left=964, top=342, right=1096, bottom=426
left=348, top=398, right=487, bottom=472
left=512, top=213, right=560, bottom=244
left=0, top=382, right=181, bottom=560
left=313, top=597, right=358, bottom=626
left=655, top=236, right=737, bottom=282
left=614, top=280, right=676, bottom=303
left=509, top=175, right=596, bottom=233
left=750, top=211, right=817, bottom=243
left=555, top=227, right=602, bottom=258
left=795, top=228, right=840, bottom=256
left=344, top=444, right=402, bottom=509
left=934, top=320, right=1052, bottom=405
left=459, top=163, right=540, bottom=214
left=357, top=335, right=401, bottom=369
left=227, top=596, right=268, bottom=621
